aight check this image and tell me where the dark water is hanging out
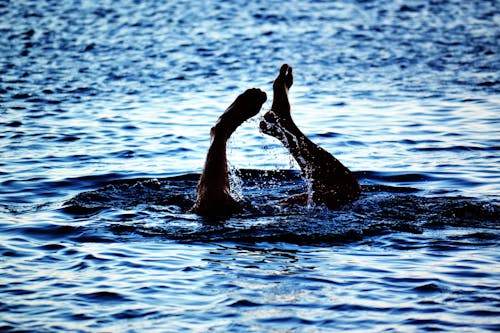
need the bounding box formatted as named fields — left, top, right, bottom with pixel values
left=1, top=0, right=499, bottom=332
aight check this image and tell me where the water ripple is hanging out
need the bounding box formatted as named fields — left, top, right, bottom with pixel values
left=1, top=0, right=499, bottom=332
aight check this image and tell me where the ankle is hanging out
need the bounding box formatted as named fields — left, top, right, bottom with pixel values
left=210, top=124, right=232, bottom=141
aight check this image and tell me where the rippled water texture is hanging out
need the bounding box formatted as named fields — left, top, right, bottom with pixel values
left=1, top=0, right=499, bottom=332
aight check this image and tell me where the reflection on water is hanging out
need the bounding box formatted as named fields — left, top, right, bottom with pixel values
left=1, top=234, right=498, bottom=332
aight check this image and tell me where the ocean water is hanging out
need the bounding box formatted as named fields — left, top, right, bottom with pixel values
left=1, top=0, right=499, bottom=332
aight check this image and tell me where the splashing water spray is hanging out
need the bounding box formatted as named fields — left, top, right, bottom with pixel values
left=259, top=112, right=317, bottom=210
left=228, top=161, right=244, bottom=203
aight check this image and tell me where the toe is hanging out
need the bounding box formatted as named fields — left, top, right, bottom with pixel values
left=257, top=90, right=267, bottom=104
left=246, top=88, right=267, bottom=104
left=285, top=67, right=293, bottom=88
left=275, top=64, right=293, bottom=90
left=279, top=64, right=289, bottom=76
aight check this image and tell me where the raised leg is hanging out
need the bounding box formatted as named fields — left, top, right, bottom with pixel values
left=193, top=88, right=267, bottom=216
left=260, top=64, right=360, bottom=208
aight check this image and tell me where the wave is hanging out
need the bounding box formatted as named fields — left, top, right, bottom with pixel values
left=61, top=169, right=500, bottom=244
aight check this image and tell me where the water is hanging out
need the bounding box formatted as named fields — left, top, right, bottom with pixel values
left=1, top=0, right=499, bottom=332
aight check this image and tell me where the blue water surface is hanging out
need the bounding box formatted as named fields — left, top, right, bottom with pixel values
left=1, top=0, right=499, bottom=332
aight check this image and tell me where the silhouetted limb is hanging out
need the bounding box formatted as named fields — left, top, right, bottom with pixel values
left=192, top=88, right=267, bottom=216
left=260, top=64, right=360, bottom=208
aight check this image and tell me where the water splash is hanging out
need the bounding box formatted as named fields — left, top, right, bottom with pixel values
left=61, top=170, right=499, bottom=244
left=228, top=162, right=245, bottom=203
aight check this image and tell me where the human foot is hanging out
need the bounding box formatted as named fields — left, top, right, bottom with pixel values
left=212, top=88, right=267, bottom=138
left=274, top=64, right=293, bottom=93
left=260, top=64, right=294, bottom=139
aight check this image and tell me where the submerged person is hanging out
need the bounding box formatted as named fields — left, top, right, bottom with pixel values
left=192, top=64, right=360, bottom=216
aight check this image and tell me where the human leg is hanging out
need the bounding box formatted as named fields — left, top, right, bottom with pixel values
left=260, top=65, right=360, bottom=208
left=193, top=88, right=267, bottom=216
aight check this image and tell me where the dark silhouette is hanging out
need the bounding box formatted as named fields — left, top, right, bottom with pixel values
left=192, top=65, right=360, bottom=216
left=192, top=88, right=267, bottom=216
